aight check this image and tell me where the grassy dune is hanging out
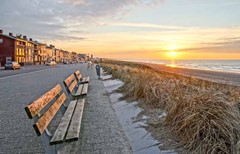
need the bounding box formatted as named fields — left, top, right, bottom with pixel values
left=101, top=59, right=240, bottom=154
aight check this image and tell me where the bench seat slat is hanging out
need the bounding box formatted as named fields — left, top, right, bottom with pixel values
left=75, top=84, right=83, bottom=97
left=81, top=77, right=87, bottom=83
left=85, top=76, right=90, bottom=82
left=50, top=100, right=77, bottom=145
left=81, top=77, right=86, bottom=83
left=81, top=83, right=88, bottom=95
left=81, top=76, right=90, bottom=83
left=65, top=99, right=85, bottom=141
left=33, top=93, right=67, bottom=136
left=25, top=84, right=62, bottom=119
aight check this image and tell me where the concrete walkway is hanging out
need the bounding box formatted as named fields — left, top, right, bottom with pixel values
left=60, top=66, right=132, bottom=153
left=0, top=64, right=132, bottom=154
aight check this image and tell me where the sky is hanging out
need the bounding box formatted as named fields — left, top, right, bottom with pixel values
left=1, top=0, right=240, bottom=60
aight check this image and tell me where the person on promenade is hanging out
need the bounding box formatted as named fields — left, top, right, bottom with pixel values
left=87, top=60, right=93, bottom=70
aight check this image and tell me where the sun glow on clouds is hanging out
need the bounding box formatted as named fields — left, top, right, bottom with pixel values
left=51, top=0, right=240, bottom=60
left=3, top=0, right=238, bottom=60
left=46, top=20, right=240, bottom=60
left=109, top=22, right=192, bottom=30
left=52, top=24, right=240, bottom=60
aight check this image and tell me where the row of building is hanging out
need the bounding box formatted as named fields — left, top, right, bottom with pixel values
left=0, top=29, right=91, bottom=66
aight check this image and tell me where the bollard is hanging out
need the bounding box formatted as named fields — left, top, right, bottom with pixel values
left=95, top=64, right=101, bottom=79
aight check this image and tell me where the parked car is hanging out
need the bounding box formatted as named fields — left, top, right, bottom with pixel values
left=46, top=61, right=56, bottom=66
left=5, top=61, right=21, bottom=70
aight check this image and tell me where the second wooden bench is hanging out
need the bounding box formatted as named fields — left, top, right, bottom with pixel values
left=64, top=73, right=89, bottom=99
left=74, top=70, right=90, bottom=83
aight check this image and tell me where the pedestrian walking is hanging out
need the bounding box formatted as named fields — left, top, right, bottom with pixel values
left=87, top=61, right=93, bottom=70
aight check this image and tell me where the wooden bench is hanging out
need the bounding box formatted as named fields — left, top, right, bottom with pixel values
left=74, top=70, right=90, bottom=84
left=64, top=74, right=89, bottom=99
left=25, top=84, right=85, bottom=154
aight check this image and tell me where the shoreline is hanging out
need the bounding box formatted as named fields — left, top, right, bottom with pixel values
left=124, top=59, right=240, bottom=74
left=142, top=62, right=240, bottom=87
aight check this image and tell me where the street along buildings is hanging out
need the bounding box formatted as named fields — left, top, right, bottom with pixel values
left=0, top=29, right=83, bottom=66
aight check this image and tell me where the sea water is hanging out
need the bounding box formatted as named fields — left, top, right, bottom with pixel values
left=126, top=60, right=240, bottom=73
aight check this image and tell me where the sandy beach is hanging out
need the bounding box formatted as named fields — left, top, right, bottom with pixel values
left=145, top=63, right=240, bottom=87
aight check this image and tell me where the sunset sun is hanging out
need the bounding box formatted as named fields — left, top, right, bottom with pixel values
left=168, top=51, right=177, bottom=58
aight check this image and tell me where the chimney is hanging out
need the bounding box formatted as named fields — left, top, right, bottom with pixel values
left=16, top=34, right=22, bottom=38
left=29, top=38, right=33, bottom=41
left=23, top=35, right=27, bottom=40
left=0, top=30, right=3, bottom=34
left=9, top=33, right=13, bottom=36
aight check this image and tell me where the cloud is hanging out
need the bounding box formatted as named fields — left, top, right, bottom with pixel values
left=2, top=0, right=239, bottom=57
left=103, top=50, right=148, bottom=55
left=58, top=0, right=87, bottom=6
left=141, top=0, right=166, bottom=6
left=202, top=40, right=240, bottom=46
left=109, top=22, right=195, bottom=31
left=179, top=40, right=240, bottom=53
left=0, top=0, right=163, bottom=43
left=39, top=34, right=86, bottom=41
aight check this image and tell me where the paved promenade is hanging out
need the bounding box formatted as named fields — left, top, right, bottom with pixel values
left=0, top=63, right=132, bottom=154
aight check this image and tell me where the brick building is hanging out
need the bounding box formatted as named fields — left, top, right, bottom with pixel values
left=55, top=49, right=64, bottom=63
left=63, top=50, right=70, bottom=62
left=0, top=30, right=35, bottom=66
left=0, top=30, right=14, bottom=66
left=45, top=45, right=55, bottom=62
left=33, top=41, right=47, bottom=64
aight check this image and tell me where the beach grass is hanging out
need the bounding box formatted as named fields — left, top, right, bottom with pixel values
left=101, top=59, right=240, bottom=154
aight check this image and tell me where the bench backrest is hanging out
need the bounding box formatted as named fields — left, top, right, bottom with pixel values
left=63, top=74, right=77, bottom=93
left=25, top=84, right=67, bottom=136
left=74, top=70, right=82, bottom=81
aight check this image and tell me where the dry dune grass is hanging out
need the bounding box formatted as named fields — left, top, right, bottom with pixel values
left=101, top=59, right=240, bottom=154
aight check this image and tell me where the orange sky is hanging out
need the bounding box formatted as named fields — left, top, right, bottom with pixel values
left=51, top=26, right=240, bottom=60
